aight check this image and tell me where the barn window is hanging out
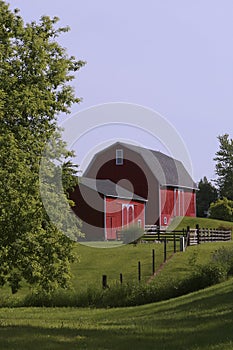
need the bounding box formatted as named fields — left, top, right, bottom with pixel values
left=128, top=205, right=134, bottom=224
left=116, top=149, right=123, bottom=165
left=122, top=204, right=134, bottom=227
left=122, top=206, right=128, bottom=227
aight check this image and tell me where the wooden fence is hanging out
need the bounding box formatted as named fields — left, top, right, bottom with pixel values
left=143, top=224, right=232, bottom=246
left=188, top=226, right=232, bottom=245
left=143, top=225, right=187, bottom=244
left=102, top=225, right=232, bottom=288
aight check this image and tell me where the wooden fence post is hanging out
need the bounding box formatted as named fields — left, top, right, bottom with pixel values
left=196, top=224, right=200, bottom=244
left=187, top=226, right=190, bottom=246
left=120, top=273, right=123, bottom=285
left=138, top=261, right=141, bottom=282
left=164, top=239, right=167, bottom=262
left=152, top=249, right=155, bottom=274
left=173, top=234, right=176, bottom=253
left=180, top=236, right=185, bottom=252
left=102, top=275, right=108, bottom=289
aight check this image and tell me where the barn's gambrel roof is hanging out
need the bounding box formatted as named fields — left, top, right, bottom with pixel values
left=84, top=142, right=197, bottom=190
left=119, top=142, right=197, bottom=189
left=79, top=177, right=147, bottom=201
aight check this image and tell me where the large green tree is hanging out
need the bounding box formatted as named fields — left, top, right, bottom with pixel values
left=196, top=176, right=218, bottom=217
left=214, top=134, right=233, bottom=200
left=0, top=1, right=85, bottom=293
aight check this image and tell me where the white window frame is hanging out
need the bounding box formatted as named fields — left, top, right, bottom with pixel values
left=180, top=189, right=184, bottom=216
left=122, top=204, right=134, bottom=227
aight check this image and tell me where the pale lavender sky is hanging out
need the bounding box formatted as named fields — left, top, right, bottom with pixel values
left=7, top=0, right=233, bottom=182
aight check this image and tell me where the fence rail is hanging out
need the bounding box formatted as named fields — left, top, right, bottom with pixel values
left=188, top=228, right=231, bottom=245
left=143, top=224, right=232, bottom=245
left=143, top=225, right=186, bottom=243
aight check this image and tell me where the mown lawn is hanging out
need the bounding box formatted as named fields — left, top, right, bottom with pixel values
left=71, top=242, right=166, bottom=290
left=169, top=216, right=233, bottom=232
left=0, top=278, right=233, bottom=350
left=150, top=241, right=233, bottom=285
left=0, top=243, right=168, bottom=302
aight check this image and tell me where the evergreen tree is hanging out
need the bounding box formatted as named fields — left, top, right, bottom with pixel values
left=214, top=134, right=233, bottom=200
left=196, top=177, right=218, bottom=217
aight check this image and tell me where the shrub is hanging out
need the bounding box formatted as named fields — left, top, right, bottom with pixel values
left=209, top=197, right=233, bottom=222
left=173, top=263, right=226, bottom=297
left=195, top=263, right=227, bottom=286
left=18, top=266, right=229, bottom=309
left=120, top=226, right=144, bottom=244
left=212, top=247, right=233, bottom=276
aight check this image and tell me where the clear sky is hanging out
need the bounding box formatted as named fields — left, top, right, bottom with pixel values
left=7, top=0, right=233, bottom=182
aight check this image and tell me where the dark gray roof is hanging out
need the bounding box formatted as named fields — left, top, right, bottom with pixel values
left=90, top=142, right=197, bottom=189
left=112, top=142, right=197, bottom=189
left=79, top=177, right=147, bottom=201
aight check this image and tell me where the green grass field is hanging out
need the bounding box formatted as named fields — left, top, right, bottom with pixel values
left=0, top=217, right=233, bottom=348
left=72, top=217, right=233, bottom=291
left=73, top=240, right=233, bottom=290
left=0, top=242, right=168, bottom=303
left=150, top=241, right=233, bottom=284
left=1, top=216, right=232, bottom=304
left=2, top=240, right=232, bottom=308
left=169, top=216, right=233, bottom=231
left=0, top=278, right=232, bottom=350
left=72, top=242, right=165, bottom=289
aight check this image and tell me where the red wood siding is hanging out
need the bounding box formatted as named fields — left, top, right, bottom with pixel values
left=160, top=188, right=174, bottom=226
left=84, top=144, right=160, bottom=225
left=160, top=188, right=196, bottom=226
left=105, top=197, right=145, bottom=240
left=184, top=190, right=196, bottom=217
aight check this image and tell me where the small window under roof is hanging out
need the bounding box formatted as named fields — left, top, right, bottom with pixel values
left=116, top=149, right=123, bottom=165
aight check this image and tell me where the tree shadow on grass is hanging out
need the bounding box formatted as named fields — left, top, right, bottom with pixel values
left=0, top=313, right=233, bottom=350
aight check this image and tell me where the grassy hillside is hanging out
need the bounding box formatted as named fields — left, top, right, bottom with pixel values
left=169, top=216, right=233, bottom=231
left=0, top=243, right=167, bottom=300
left=0, top=278, right=232, bottom=349
left=71, top=243, right=165, bottom=290
left=73, top=241, right=233, bottom=291
left=1, top=239, right=233, bottom=304
left=0, top=216, right=232, bottom=302
left=150, top=241, right=233, bottom=285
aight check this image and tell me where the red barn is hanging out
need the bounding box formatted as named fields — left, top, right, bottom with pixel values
left=83, top=142, right=197, bottom=227
left=70, top=177, right=146, bottom=241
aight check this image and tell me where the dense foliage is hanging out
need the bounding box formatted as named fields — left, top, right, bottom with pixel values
left=196, top=176, right=218, bottom=217
left=209, top=197, right=233, bottom=222
left=0, top=1, right=85, bottom=293
left=194, top=134, right=233, bottom=221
